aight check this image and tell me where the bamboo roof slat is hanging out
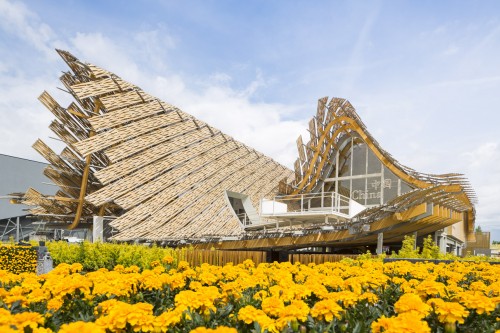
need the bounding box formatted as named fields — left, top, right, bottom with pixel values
left=109, top=149, right=258, bottom=233
left=114, top=141, right=242, bottom=210
left=99, top=90, right=157, bottom=111
left=86, top=136, right=233, bottom=206
left=95, top=126, right=215, bottom=184
left=181, top=163, right=287, bottom=237
left=112, top=144, right=240, bottom=210
left=74, top=112, right=183, bottom=156
left=87, top=64, right=113, bottom=79
left=110, top=151, right=261, bottom=236
left=131, top=156, right=272, bottom=239
left=103, top=119, right=201, bottom=162
left=89, top=100, right=171, bottom=131
left=33, top=139, right=74, bottom=174
left=70, top=77, right=136, bottom=99
left=39, top=93, right=89, bottom=140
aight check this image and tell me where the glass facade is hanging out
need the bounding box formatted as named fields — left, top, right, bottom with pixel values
left=324, top=136, right=414, bottom=208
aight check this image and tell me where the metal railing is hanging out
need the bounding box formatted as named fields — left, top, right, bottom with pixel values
left=261, top=191, right=352, bottom=217
left=236, top=212, right=250, bottom=226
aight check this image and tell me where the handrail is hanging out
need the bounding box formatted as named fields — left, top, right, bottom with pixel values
left=261, top=191, right=354, bottom=216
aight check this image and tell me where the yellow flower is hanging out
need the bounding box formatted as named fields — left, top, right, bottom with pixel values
left=372, top=314, right=431, bottom=333
left=190, top=326, right=237, bottom=333
left=70, top=263, right=83, bottom=273
left=394, top=293, right=431, bottom=318
left=416, top=280, right=446, bottom=298
left=310, top=299, right=343, bottom=322
left=434, top=301, right=469, bottom=324
left=459, top=292, right=496, bottom=315
left=276, top=299, right=310, bottom=330
left=238, top=305, right=267, bottom=324
left=32, top=328, right=54, bottom=333
left=0, top=325, right=18, bottom=333
left=59, top=321, right=105, bottom=333
left=153, top=308, right=183, bottom=332
left=162, top=255, right=174, bottom=264
left=358, top=292, right=378, bottom=304
left=47, top=298, right=64, bottom=311
left=174, top=286, right=221, bottom=315
left=261, top=297, right=285, bottom=317
left=10, top=312, right=45, bottom=330
left=113, top=264, right=125, bottom=272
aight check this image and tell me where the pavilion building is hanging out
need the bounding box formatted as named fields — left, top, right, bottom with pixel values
left=12, top=50, right=476, bottom=254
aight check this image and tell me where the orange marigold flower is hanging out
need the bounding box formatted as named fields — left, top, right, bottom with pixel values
left=310, top=299, right=343, bottom=322
left=394, top=293, right=431, bottom=318
left=10, top=312, right=44, bottom=330
left=190, top=326, right=238, bottom=333
left=59, top=321, right=106, bottom=333
left=162, top=255, right=174, bottom=264
left=261, top=297, right=285, bottom=317
left=372, top=314, right=431, bottom=333
left=459, top=292, right=496, bottom=315
left=434, top=301, right=469, bottom=324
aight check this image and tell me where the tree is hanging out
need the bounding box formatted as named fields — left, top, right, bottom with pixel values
left=475, top=225, right=482, bottom=232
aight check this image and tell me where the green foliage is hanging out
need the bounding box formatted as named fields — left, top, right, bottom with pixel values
left=420, top=235, right=441, bottom=259
left=392, top=235, right=420, bottom=258
left=356, top=250, right=374, bottom=261
left=47, top=241, right=177, bottom=271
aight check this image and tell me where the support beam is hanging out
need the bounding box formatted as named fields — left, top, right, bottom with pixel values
left=93, top=216, right=104, bottom=242
left=16, top=217, right=20, bottom=242
left=68, top=99, right=102, bottom=230
left=376, top=232, right=383, bottom=255
left=439, top=231, right=447, bottom=254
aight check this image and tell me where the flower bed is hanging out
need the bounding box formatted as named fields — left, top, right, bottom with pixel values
left=0, top=245, right=37, bottom=274
left=0, top=259, right=499, bottom=332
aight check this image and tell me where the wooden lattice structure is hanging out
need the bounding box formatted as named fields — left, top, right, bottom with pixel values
left=15, top=50, right=293, bottom=241
left=13, top=50, right=477, bottom=249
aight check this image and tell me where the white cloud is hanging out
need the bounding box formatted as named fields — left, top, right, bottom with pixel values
left=0, top=0, right=61, bottom=58
left=70, top=32, right=142, bottom=83
left=68, top=31, right=307, bottom=167
left=463, top=142, right=498, bottom=168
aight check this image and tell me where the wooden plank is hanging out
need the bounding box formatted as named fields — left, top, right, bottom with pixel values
left=71, top=77, right=135, bottom=99
left=114, top=140, right=241, bottom=209
left=99, top=90, right=156, bottom=111
left=95, top=126, right=214, bottom=184
left=133, top=155, right=274, bottom=239
left=110, top=150, right=262, bottom=238
left=74, top=112, right=182, bottom=156
left=89, top=100, right=176, bottom=131
left=86, top=136, right=233, bottom=206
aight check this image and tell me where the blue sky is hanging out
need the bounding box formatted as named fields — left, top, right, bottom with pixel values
left=1, top=0, right=499, bottom=240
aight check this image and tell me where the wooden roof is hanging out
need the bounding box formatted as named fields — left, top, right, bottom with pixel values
left=19, top=49, right=293, bottom=240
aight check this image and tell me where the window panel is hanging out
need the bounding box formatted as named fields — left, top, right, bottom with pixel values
left=351, top=144, right=366, bottom=176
